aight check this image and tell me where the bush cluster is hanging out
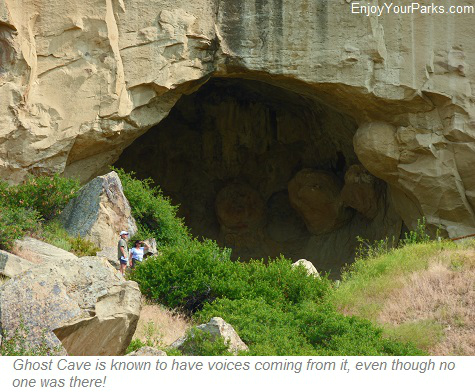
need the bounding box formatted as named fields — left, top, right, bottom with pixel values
left=131, top=239, right=422, bottom=355
left=0, top=174, right=79, bottom=221
left=0, top=204, right=40, bottom=250
left=0, top=174, right=82, bottom=252
left=114, top=168, right=189, bottom=246
left=131, top=239, right=330, bottom=312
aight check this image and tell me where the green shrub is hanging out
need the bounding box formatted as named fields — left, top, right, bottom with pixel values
left=114, top=168, right=189, bottom=247
left=131, top=239, right=233, bottom=311
left=401, top=218, right=432, bottom=245
left=0, top=174, right=79, bottom=221
left=294, top=302, right=424, bottom=356
left=131, top=239, right=331, bottom=312
left=177, top=328, right=231, bottom=356
left=196, top=299, right=423, bottom=356
left=0, top=204, right=40, bottom=250
left=197, top=299, right=317, bottom=356
left=125, top=339, right=146, bottom=354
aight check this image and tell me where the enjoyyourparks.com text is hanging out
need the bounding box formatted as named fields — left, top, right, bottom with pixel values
left=350, top=2, right=475, bottom=17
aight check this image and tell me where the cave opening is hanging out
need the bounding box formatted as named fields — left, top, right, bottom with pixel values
left=115, top=78, right=402, bottom=276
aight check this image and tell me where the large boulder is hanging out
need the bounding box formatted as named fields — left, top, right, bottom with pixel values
left=0, top=256, right=141, bottom=355
left=0, top=249, right=35, bottom=278
left=59, top=172, right=137, bottom=249
left=288, top=169, right=352, bottom=235
left=171, top=317, right=248, bottom=355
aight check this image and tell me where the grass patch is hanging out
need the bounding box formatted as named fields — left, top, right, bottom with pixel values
left=332, top=232, right=475, bottom=354
left=38, top=221, right=100, bottom=257
left=333, top=241, right=457, bottom=319
left=384, top=320, right=445, bottom=351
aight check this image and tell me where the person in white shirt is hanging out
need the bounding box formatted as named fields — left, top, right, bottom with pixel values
left=129, top=240, right=149, bottom=269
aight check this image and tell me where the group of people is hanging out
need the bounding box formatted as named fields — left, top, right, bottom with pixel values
left=117, top=230, right=149, bottom=275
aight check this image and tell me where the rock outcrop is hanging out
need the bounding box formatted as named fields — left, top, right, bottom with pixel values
left=59, top=171, right=137, bottom=248
left=1, top=1, right=475, bottom=246
left=171, top=317, right=248, bottom=355
left=0, top=255, right=141, bottom=355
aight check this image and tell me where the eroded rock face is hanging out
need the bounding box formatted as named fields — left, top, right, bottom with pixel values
left=1, top=0, right=475, bottom=240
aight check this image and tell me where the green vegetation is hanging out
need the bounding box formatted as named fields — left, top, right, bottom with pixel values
left=176, top=328, right=231, bottom=356
left=39, top=221, right=100, bottom=257
left=124, top=170, right=424, bottom=356
left=0, top=203, right=40, bottom=250
left=0, top=174, right=79, bottom=221
left=333, top=240, right=456, bottom=320
left=114, top=168, right=190, bottom=246
left=0, top=175, right=97, bottom=256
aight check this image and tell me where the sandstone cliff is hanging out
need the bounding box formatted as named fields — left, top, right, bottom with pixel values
left=1, top=0, right=475, bottom=240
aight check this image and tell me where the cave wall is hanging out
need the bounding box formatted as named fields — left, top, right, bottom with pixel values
left=117, top=79, right=402, bottom=273
left=1, top=0, right=475, bottom=238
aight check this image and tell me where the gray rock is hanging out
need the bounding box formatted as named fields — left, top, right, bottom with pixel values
left=59, top=171, right=137, bottom=249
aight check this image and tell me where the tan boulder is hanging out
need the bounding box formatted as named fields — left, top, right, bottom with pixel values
left=288, top=169, right=352, bottom=235
left=0, top=255, right=141, bottom=355
left=59, top=171, right=137, bottom=248
left=53, top=281, right=141, bottom=356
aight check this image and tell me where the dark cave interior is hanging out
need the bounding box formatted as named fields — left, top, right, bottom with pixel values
left=116, top=78, right=402, bottom=275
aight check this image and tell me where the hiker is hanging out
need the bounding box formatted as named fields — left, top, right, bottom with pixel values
left=118, top=230, right=129, bottom=275
left=129, top=240, right=149, bottom=269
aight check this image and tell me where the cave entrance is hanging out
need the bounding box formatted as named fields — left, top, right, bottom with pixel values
left=115, top=78, right=402, bottom=276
